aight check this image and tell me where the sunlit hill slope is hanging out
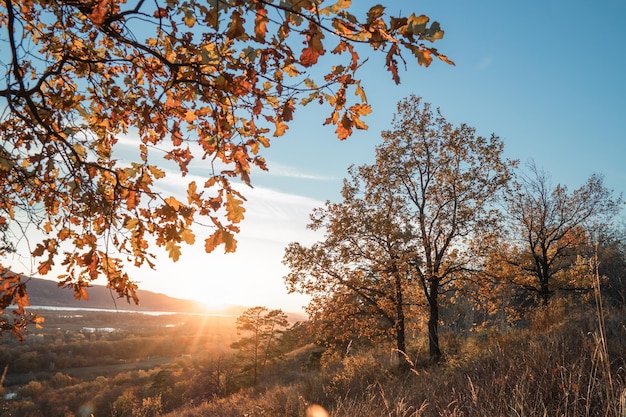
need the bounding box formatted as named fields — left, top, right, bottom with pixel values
left=20, top=277, right=246, bottom=315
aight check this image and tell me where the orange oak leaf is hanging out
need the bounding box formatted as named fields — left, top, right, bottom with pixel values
left=254, top=7, right=269, bottom=42
left=88, top=0, right=109, bottom=26
left=226, top=11, right=246, bottom=39
left=226, top=193, right=246, bottom=223
left=300, top=47, right=321, bottom=67
left=166, top=241, right=182, bottom=261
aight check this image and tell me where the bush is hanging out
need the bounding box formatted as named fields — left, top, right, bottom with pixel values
left=322, top=351, right=390, bottom=399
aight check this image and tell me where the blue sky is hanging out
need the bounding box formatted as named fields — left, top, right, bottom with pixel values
left=254, top=0, right=626, bottom=202
left=153, top=0, right=625, bottom=312
left=8, top=1, right=626, bottom=313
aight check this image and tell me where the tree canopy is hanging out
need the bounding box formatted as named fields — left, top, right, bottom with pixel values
left=283, top=163, right=415, bottom=368
left=0, top=0, right=452, bottom=337
left=378, top=96, right=513, bottom=360
left=231, top=306, right=288, bottom=384
left=503, top=162, right=621, bottom=305
left=284, top=96, right=514, bottom=362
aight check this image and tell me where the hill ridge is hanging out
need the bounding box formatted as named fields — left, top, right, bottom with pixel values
left=20, top=277, right=211, bottom=314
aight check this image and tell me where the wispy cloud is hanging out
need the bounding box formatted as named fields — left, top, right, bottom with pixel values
left=257, top=161, right=338, bottom=181
left=113, top=133, right=337, bottom=183
left=2, top=133, right=323, bottom=312
left=131, top=177, right=322, bottom=312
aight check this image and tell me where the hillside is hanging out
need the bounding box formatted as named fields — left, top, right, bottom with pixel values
left=21, top=277, right=217, bottom=314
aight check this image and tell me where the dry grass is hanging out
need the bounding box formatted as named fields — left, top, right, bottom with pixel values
left=163, top=302, right=626, bottom=417
left=322, top=307, right=626, bottom=417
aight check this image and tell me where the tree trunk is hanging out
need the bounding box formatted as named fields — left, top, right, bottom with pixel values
left=540, top=281, right=550, bottom=306
left=253, top=330, right=259, bottom=385
left=394, top=274, right=409, bottom=372
left=538, top=254, right=552, bottom=306
left=539, top=271, right=552, bottom=306
left=427, top=281, right=442, bottom=362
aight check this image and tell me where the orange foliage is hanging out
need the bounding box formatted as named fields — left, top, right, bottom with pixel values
left=0, top=1, right=451, bottom=336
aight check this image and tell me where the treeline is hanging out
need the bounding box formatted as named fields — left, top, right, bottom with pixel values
left=0, top=311, right=238, bottom=378
left=2, top=330, right=185, bottom=375
left=3, top=356, right=237, bottom=417
left=283, top=95, right=625, bottom=366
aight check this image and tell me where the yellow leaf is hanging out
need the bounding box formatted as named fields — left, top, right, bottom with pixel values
left=355, top=83, right=367, bottom=102
left=320, top=0, right=352, bottom=16
left=257, top=136, right=270, bottom=148
left=304, top=78, right=318, bottom=89
left=354, top=103, right=372, bottom=117
left=204, top=177, right=218, bottom=188
left=125, top=218, right=139, bottom=230
left=34, top=315, right=45, bottom=329
left=185, top=110, right=196, bottom=123
left=165, top=196, right=182, bottom=211
left=226, top=193, right=246, bottom=222
left=43, top=221, right=53, bottom=233
left=181, top=228, right=195, bottom=244
left=166, top=241, right=182, bottom=261
left=274, top=121, right=288, bottom=137
left=149, top=165, right=166, bottom=179
left=283, top=64, right=300, bottom=77
left=72, top=143, right=87, bottom=158
left=367, top=4, right=385, bottom=22
left=353, top=116, right=367, bottom=130
left=407, top=13, right=429, bottom=32
left=183, top=10, right=196, bottom=28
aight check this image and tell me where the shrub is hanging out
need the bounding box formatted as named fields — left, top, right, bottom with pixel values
left=323, top=351, right=390, bottom=398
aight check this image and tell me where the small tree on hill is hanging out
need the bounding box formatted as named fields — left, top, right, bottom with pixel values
left=231, top=306, right=288, bottom=385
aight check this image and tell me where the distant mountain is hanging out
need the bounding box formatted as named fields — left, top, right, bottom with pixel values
left=21, top=277, right=211, bottom=314
left=9, top=277, right=306, bottom=320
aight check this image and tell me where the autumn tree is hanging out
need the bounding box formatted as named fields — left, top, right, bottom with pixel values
left=284, top=167, right=415, bottom=370
left=230, top=306, right=288, bottom=385
left=477, top=237, right=538, bottom=326
left=0, top=271, right=43, bottom=339
left=504, top=163, right=622, bottom=306
left=286, top=96, right=513, bottom=362
left=369, top=95, right=512, bottom=361
left=0, top=0, right=453, bottom=336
